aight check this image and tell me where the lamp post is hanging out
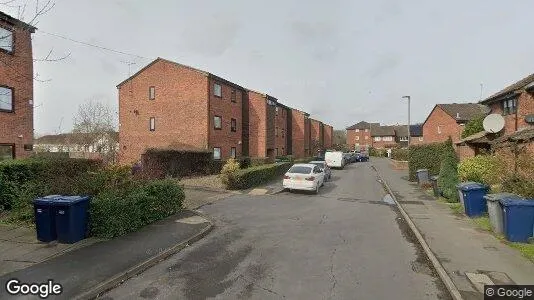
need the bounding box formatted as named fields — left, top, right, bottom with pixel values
left=402, top=96, right=411, bottom=148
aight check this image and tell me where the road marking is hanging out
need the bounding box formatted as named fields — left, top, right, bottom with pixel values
left=465, top=272, right=494, bottom=293
left=248, top=188, right=268, bottom=195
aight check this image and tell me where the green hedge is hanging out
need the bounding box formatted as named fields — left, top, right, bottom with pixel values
left=391, top=148, right=409, bottom=161
left=458, top=155, right=506, bottom=186
left=89, top=179, right=184, bottom=238
left=437, top=140, right=460, bottom=202
left=502, top=175, right=534, bottom=199
left=224, top=163, right=292, bottom=190
left=408, top=142, right=448, bottom=181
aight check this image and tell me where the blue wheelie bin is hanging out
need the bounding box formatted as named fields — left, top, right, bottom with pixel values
left=33, top=195, right=62, bottom=242
left=460, top=183, right=489, bottom=217
left=55, top=196, right=91, bottom=244
left=500, top=197, right=534, bottom=243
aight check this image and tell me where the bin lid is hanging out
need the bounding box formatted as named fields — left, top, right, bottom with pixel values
left=456, top=181, right=478, bottom=189
left=33, top=195, right=62, bottom=205
left=54, top=196, right=90, bottom=206
left=430, top=175, right=439, bottom=180
left=416, top=169, right=428, bottom=172
left=500, top=197, right=534, bottom=207
left=483, top=193, right=520, bottom=202
left=459, top=182, right=488, bottom=191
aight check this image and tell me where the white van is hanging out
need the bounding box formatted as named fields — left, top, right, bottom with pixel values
left=325, top=151, right=344, bottom=169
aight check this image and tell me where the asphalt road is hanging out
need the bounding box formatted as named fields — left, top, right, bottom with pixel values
left=102, top=162, right=450, bottom=300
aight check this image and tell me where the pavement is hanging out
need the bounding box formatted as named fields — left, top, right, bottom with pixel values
left=372, top=157, right=534, bottom=299
left=103, top=162, right=450, bottom=300
left=0, top=210, right=212, bottom=300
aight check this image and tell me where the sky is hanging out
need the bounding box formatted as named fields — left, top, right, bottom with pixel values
left=3, top=0, right=534, bottom=135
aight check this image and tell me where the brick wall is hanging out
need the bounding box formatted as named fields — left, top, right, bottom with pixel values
left=291, top=109, right=306, bottom=158
left=347, top=128, right=371, bottom=149
left=494, top=140, right=534, bottom=181
left=118, top=59, right=209, bottom=164
left=208, top=77, right=245, bottom=159
left=310, top=118, right=321, bottom=154
left=423, top=106, right=463, bottom=144
left=457, top=144, right=476, bottom=161
left=410, top=136, right=425, bottom=146
left=371, top=136, right=396, bottom=149
left=247, top=91, right=267, bottom=158
left=488, top=91, right=534, bottom=135
left=0, top=22, right=34, bottom=159
left=275, top=104, right=288, bottom=156
left=324, top=125, right=333, bottom=148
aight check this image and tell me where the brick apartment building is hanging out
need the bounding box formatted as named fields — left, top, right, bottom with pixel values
left=275, top=102, right=290, bottom=157
left=291, top=108, right=311, bottom=158
left=117, top=58, right=248, bottom=164
left=324, top=124, right=333, bottom=149
left=310, top=118, right=322, bottom=154
left=0, top=12, right=35, bottom=160
left=422, top=103, right=489, bottom=144
left=247, top=90, right=276, bottom=159
left=479, top=73, right=534, bottom=135
left=346, top=121, right=376, bottom=149
left=370, top=124, right=396, bottom=149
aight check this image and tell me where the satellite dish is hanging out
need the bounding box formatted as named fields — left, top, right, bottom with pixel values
left=483, top=114, right=505, bottom=133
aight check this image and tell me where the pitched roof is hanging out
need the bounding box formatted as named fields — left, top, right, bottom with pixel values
left=437, top=103, right=489, bottom=123
left=410, top=124, right=423, bottom=137
left=371, top=124, right=395, bottom=136
left=346, top=121, right=371, bottom=130
left=0, top=11, right=36, bottom=32
left=481, top=73, right=534, bottom=104
left=492, top=128, right=534, bottom=146
left=456, top=131, right=491, bottom=145
left=392, top=125, right=409, bottom=137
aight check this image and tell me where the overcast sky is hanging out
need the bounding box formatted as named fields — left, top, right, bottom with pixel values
left=4, top=0, right=534, bottom=135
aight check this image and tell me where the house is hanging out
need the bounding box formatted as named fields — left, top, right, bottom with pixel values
left=346, top=121, right=376, bottom=149
left=0, top=12, right=36, bottom=160
left=34, top=132, right=119, bottom=153
left=393, top=125, right=409, bottom=147
left=370, top=124, right=396, bottom=149
left=422, top=103, right=489, bottom=144
left=479, top=73, right=534, bottom=135
left=117, top=58, right=248, bottom=164
left=409, top=124, right=424, bottom=145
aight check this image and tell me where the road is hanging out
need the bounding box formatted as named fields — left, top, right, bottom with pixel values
left=102, top=162, right=450, bottom=300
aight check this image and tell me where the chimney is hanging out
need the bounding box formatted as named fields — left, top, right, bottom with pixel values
left=456, top=112, right=460, bottom=119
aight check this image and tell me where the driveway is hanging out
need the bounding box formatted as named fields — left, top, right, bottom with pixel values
left=103, top=162, right=449, bottom=299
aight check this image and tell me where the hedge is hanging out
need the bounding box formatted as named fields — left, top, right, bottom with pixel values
left=502, top=175, right=534, bottom=199
left=408, top=142, right=448, bottom=181
left=223, top=162, right=292, bottom=190
left=458, top=155, right=506, bottom=186
left=89, top=179, right=184, bottom=238
left=141, top=149, right=216, bottom=179
left=437, top=140, right=460, bottom=202
left=391, top=148, right=409, bottom=161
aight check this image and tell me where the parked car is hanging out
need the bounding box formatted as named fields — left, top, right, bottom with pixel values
left=309, top=161, right=332, bottom=181
left=283, top=163, right=326, bottom=194
left=325, top=151, right=345, bottom=169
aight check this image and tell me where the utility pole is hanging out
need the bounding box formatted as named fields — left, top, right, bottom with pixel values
left=402, top=96, right=411, bottom=148
left=480, top=83, right=484, bottom=102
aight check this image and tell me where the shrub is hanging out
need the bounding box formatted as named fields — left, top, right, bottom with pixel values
left=458, top=155, right=506, bottom=186
left=219, top=159, right=240, bottom=187
left=141, top=148, right=215, bottom=179
left=502, top=175, right=534, bottom=199
left=89, top=179, right=184, bottom=238
left=461, top=115, right=485, bottom=139
left=438, top=139, right=460, bottom=202
left=224, top=163, right=292, bottom=190
left=408, top=142, right=448, bottom=181
left=391, top=148, right=409, bottom=161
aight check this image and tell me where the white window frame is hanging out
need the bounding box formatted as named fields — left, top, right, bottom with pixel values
left=214, top=116, right=222, bottom=129
left=214, top=83, right=222, bottom=97
left=365, top=136, right=369, bottom=140
left=0, top=144, right=14, bottom=160
left=399, top=136, right=409, bottom=142
left=355, top=129, right=360, bottom=133
left=365, top=129, right=369, bottom=132
left=149, top=117, right=155, bottom=131
left=149, top=86, right=155, bottom=100
left=213, top=147, right=221, bottom=160
left=374, top=137, right=382, bottom=142
left=0, top=86, right=13, bottom=112
left=0, top=27, right=13, bottom=53
left=230, top=147, right=236, bottom=158
left=419, top=137, right=424, bottom=141
left=355, top=136, right=359, bottom=140
left=437, top=125, right=442, bottom=134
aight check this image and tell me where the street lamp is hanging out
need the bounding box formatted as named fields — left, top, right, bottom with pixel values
left=402, top=96, right=411, bottom=148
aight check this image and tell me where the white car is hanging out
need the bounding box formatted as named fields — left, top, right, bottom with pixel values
left=324, top=151, right=345, bottom=169
left=283, top=163, right=326, bottom=194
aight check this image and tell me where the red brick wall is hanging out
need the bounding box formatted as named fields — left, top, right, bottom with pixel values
left=118, top=59, right=209, bottom=165
left=371, top=136, right=396, bottom=149
left=291, top=109, right=306, bottom=158
left=494, top=140, right=534, bottom=182
left=324, top=125, right=333, bottom=148
left=247, top=91, right=267, bottom=157
left=310, top=119, right=321, bottom=152
left=457, top=144, right=476, bottom=161
left=275, top=105, right=287, bottom=156
left=422, top=106, right=463, bottom=144
left=488, top=91, right=534, bottom=135
left=346, top=128, right=371, bottom=149
left=208, top=78, right=244, bottom=159
left=410, top=136, right=425, bottom=145
left=0, top=22, right=33, bottom=159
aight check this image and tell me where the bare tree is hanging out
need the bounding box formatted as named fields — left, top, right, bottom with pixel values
left=72, top=99, right=117, bottom=157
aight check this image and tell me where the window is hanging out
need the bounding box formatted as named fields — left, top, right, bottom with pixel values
left=365, top=136, right=369, bottom=140
left=419, top=137, right=424, bottom=141
left=149, top=117, right=155, bottom=131
left=383, top=136, right=393, bottom=142
left=0, top=144, right=14, bottom=160
left=214, top=116, right=222, bottom=129
left=0, top=86, right=13, bottom=112
left=230, top=147, right=236, bottom=158
left=276, top=127, right=278, bottom=137
left=23, top=144, right=33, bottom=151
left=214, top=83, right=222, bottom=97
left=399, top=137, right=409, bottom=141
left=503, top=98, right=517, bottom=115
left=276, top=148, right=279, bottom=156
left=355, top=136, right=360, bottom=140
left=365, top=129, right=369, bottom=132
left=374, top=137, right=382, bottom=142
left=149, top=86, right=155, bottom=100
left=231, top=118, right=237, bottom=132
left=437, top=125, right=442, bottom=134
left=282, top=128, right=285, bottom=138
left=276, top=107, right=279, bottom=115
left=231, top=89, right=236, bottom=103
left=213, top=147, right=221, bottom=160
left=0, top=27, right=13, bottom=53
left=355, top=129, right=360, bottom=133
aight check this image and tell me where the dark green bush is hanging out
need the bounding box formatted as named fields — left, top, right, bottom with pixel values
left=391, top=148, right=409, bottom=161
left=461, top=115, right=485, bottom=139
left=438, top=139, right=460, bottom=202
left=457, top=155, right=506, bottom=186
left=408, top=142, right=448, bottom=181
left=224, top=163, right=292, bottom=190
left=89, top=179, right=184, bottom=238
left=502, top=175, right=534, bottom=199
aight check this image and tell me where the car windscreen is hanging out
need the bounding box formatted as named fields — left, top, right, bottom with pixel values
left=288, top=166, right=312, bottom=174
left=310, top=162, right=324, bottom=168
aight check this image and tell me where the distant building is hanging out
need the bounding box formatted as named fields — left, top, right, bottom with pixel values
left=409, top=124, right=424, bottom=145
left=34, top=132, right=118, bottom=154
